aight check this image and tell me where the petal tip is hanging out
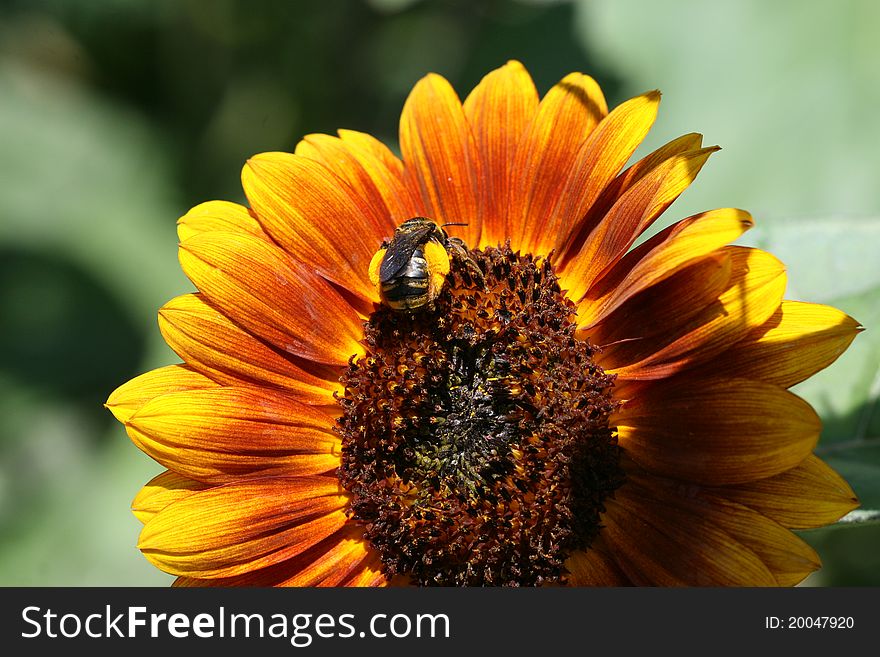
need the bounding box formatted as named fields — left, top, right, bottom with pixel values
left=737, top=209, right=755, bottom=229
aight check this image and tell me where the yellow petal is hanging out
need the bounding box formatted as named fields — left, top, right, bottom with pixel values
left=177, top=200, right=266, bottom=242
left=179, top=231, right=365, bottom=366
left=626, top=472, right=820, bottom=586
left=337, top=128, right=426, bottom=225
left=125, top=387, right=341, bottom=484
left=586, top=252, right=732, bottom=353
left=158, top=293, right=340, bottom=403
left=578, top=208, right=754, bottom=328
left=693, top=301, right=862, bottom=388
left=295, top=133, right=400, bottom=233
left=607, top=246, right=787, bottom=380
left=172, top=525, right=373, bottom=587
left=601, top=482, right=776, bottom=586
left=139, top=476, right=348, bottom=578
left=718, top=455, right=859, bottom=529
left=131, top=470, right=210, bottom=524
left=105, top=364, right=217, bottom=424
left=615, top=377, right=821, bottom=485
left=559, top=132, right=705, bottom=264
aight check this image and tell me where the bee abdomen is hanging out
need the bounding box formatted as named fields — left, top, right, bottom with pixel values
left=381, top=250, right=430, bottom=310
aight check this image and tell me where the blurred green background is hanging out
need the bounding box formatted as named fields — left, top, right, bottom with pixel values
left=1, top=0, right=878, bottom=586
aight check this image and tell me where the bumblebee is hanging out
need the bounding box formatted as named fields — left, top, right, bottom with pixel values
left=368, top=217, right=480, bottom=311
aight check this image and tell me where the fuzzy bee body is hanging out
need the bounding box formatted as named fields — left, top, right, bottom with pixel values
left=379, top=244, right=432, bottom=310
left=369, top=217, right=480, bottom=311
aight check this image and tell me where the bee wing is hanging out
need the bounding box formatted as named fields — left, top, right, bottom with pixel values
left=379, top=225, right=435, bottom=281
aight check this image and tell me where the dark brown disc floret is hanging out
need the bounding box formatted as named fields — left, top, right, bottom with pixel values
left=336, top=244, right=623, bottom=586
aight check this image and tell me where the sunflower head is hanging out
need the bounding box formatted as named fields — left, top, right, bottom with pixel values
left=107, top=60, right=860, bottom=587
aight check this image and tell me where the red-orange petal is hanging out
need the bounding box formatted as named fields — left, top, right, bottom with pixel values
left=177, top=200, right=267, bottom=242
left=463, top=60, right=539, bottom=248
left=279, top=531, right=374, bottom=587
left=131, top=470, right=211, bottom=524
left=577, top=208, right=754, bottom=328
left=604, top=246, right=787, bottom=380
left=586, top=252, right=732, bottom=356
left=400, top=73, right=482, bottom=245
left=242, top=152, right=387, bottom=301
left=178, top=231, right=365, bottom=366
left=339, top=553, right=388, bottom=587
left=158, top=293, right=340, bottom=403
left=294, top=133, right=399, bottom=234
left=172, top=525, right=375, bottom=587
left=551, top=90, right=661, bottom=257
left=105, top=364, right=218, bottom=424
left=717, top=455, right=859, bottom=529
left=690, top=301, right=862, bottom=388
left=561, top=146, right=717, bottom=302
left=559, top=132, right=704, bottom=265
left=125, top=387, right=341, bottom=484
left=511, top=72, right=608, bottom=255
left=337, top=129, right=425, bottom=223
left=614, top=377, right=821, bottom=485
left=139, top=476, right=348, bottom=578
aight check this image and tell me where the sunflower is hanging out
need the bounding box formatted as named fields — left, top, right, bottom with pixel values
left=107, top=61, right=861, bottom=587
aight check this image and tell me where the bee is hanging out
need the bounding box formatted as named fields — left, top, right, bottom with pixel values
left=368, top=217, right=482, bottom=311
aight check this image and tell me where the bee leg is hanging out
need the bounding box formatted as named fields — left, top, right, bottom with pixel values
left=446, top=237, right=485, bottom=286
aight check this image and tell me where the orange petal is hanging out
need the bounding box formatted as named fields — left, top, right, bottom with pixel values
left=177, top=200, right=267, bottom=242
left=337, top=128, right=425, bottom=223
left=577, top=208, right=754, bottom=328
left=241, top=152, right=387, bottom=301
left=586, top=252, right=732, bottom=358
left=601, top=482, right=777, bottom=586
left=690, top=301, right=862, bottom=388
left=125, top=387, right=341, bottom=484
left=400, top=73, right=482, bottom=245
left=139, top=476, right=348, bottom=578
left=105, top=364, right=218, bottom=424
left=294, top=133, right=400, bottom=233
left=339, top=552, right=388, bottom=587
left=178, top=231, right=365, bottom=366
left=462, top=60, right=539, bottom=248
left=717, top=455, right=859, bottom=529
left=511, top=72, right=608, bottom=255
left=560, top=132, right=704, bottom=264
left=561, top=146, right=717, bottom=302
left=551, top=90, right=661, bottom=257
left=172, top=525, right=374, bottom=587
left=158, top=293, right=340, bottom=403
left=280, top=531, right=374, bottom=587
left=626, top=473, right=820, bottom=586
left=565, top=539, right=631, bottom=586
left=614, top=377, right=821, bottom=485
left=131, top=470, right=211, bottom=524
left=606, top=246, right=787, bottom=380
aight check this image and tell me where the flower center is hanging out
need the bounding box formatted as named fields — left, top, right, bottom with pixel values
left=336, top=244, right=623, bottom=586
